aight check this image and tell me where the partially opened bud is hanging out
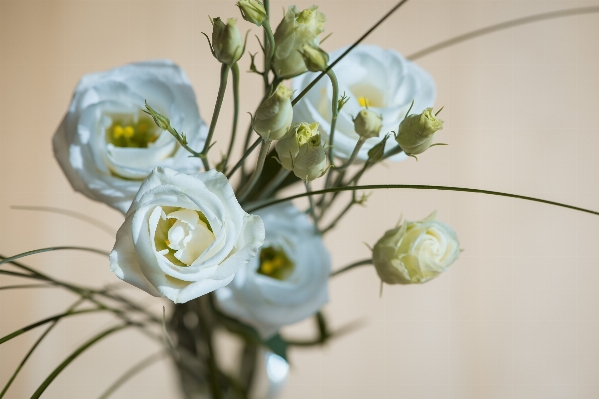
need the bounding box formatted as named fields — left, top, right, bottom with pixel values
left=395, top=108, right=444, bottom=155
left=212, top=17, right=244, bottom=65
left=292, top=134, right=328, bottom=181
left=372, top=212, right=460, bottom=285
left=237, top=0, right=267, bottom=26
left=276, top=122, right=320, bottom=170
left=300, top=43, right=329, bottom=72
left=354, top=109, right=383, bottom=139
left=254, top=85, right=294, bottom=140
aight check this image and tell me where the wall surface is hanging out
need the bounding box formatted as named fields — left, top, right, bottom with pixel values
left=1, top=0, right=599, bottom=398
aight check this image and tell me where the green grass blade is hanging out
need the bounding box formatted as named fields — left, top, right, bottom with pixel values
left=30, top=324, right=130, bottom=399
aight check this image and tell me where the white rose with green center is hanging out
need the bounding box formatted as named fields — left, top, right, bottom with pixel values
left=109, top=167, right=264, bottom=303
left=215, top=203, right=330, bottom=338
left=53, top=60, right=207, bottom=213
left=372, top=212, right=460, bottom=285
left=292, top=44, right=436, bottom=161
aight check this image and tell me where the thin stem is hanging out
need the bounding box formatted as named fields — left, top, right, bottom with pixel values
left=0, top=246, right=109, bottom=267
left=257, top=168, right=290, bottom=200
left=10, top=206, right=115, bottom=236
left=228, top=137, right=262, bottom=179
left=321, top=200, right=354, bottom=234
left=322, top=70, right=340, bottom=192
left=223, top=62, right=241, bottom=173
left=305, top=181, right=321, bottom=234
left=238, top=139, right=272, bottom=202
left=291, top=0, right=410, bottom=107
left=408, top=6, right=599, bottom=61
left=201, top=63, right=231, bottom=170
left=262, top=20, right=275, bottom=90
left=336, top=138, right=367, bottom=171
left=97, top=351, right=166, bottom=399
left=247, top=184, right=599, bottom=217
left=0, top=283, right=56, bottom=292
left=330, top=259, right=372, bottom=277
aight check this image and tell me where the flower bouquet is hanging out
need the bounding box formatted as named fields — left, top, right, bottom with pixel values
left=1, top=1, right=598, bottom=398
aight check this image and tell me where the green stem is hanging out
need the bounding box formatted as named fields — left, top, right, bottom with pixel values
left=201, top=63, right=231, bottom=170
left=291, top=0, right=411, bottom=107
left=228, top=137, right=262, bottom=179
left=223, top=62, right=240, bottom=173
left=238, top=139, right=272, bottom=202
left=330, top=259, right=372, bottom=277
left=247, top=184, right=599, bottom=216
left=336, top=138, right=366, bottom=171
left=257, top=168, right=290, bottom=200
left=30, top=324, right=131, bottom=399
left=262, top=20, right=275, bottom=90
left=322, top=70, right=340, bottom=193
left=305, top=181, right=321, bottom=234
left=0, top=246, right=109, bottom=267
left=321, top=199, right=354, bottom=234
left=0, top=283, right=55, bottom=291
left=10, top=206, right=115, bottom=236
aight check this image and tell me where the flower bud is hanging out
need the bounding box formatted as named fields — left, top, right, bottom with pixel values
left=253, top=84, right=294, bottom=140
left=212, top=17, right=244, bottom=65
left=299, top=43, right=329, bottom=72
left=353, top=109, right=383, bottom=139
left=395, top=108, right=444, bottom=155
left=275, top=122, right=320, bottom=170
left=236, top=0, right=267, bottom=26
left=372, top=212, right=459, bottom=285
left=367, top=134, right=390, bottom=164
left=272, top=6, right=326, bottom=78
left=292, top=134, right=328, bottom=181
left=144, top=101, right=171, bottom=131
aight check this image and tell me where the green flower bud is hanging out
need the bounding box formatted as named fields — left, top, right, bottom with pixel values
left=299, top=43, right=329, bottom=72
left=372, top=212, right=460, bottom=285
left=353, top=109, right=383, bottom=139
left=275, top=122, right=320, bottom=170
left=367, top=134, right=390, bottom=164
left=272, top=5, right=326, bottom=78
left=212, top=17, right=243, bottom=65
left=395, top=108, right=444, bottom=155
left=292, top=134, right=328, bottom=181
left=144, top=101, right=171, bottom=131
left=254, top=84, right=294, bottom=140
left=236, top=0, right=267, bottom=26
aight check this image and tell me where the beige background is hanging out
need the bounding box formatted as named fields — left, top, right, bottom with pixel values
left=1, top=0, right=599, bottom=398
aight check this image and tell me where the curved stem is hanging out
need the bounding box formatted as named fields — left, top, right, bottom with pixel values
left=247, top=184, right=599, bottom=217
left=330, top=259, right=372, bottom=277
left=201, top=63, right=231, bottom=170
left=257, top=168, right=290, bottom=200
left=10, top=206, right=115, bottom=236
left=305, top=181, right=321, bottom=234
left=223, top=62, right=240, bottom=173
left=262, top=20, right=275, bottom=90
left=0, top=246, right=109, bottom=267
left=321, top=199, right=354, bottom=234
left=322, top=70, right=340, bottom=193
left=336, top=138, right=366, bottom=171
left=238, top=139, right=272, bottom=202
left=228, top=137, right=262, bottom=179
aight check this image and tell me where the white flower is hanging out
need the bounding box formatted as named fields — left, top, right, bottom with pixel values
left=53, top=60, right=207, bottom=213
left=292, top=44, right=436, bottom=162
left=372, top=212, right=459, bottom=285
left=215, top=203, right=330, bottom=338
left=109, top=167, right=264, bottom=304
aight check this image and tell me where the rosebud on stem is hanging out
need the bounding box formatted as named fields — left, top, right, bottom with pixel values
left=211, top=17, right=244, bottom=66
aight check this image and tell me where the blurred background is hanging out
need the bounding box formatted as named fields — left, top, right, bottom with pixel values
left=1, top=0, right=599, bottom=398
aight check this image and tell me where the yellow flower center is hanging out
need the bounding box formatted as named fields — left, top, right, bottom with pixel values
left=358, top=97, right=371, bottom=107
left=258, top=246, right=294, bottom=280
left=106, top=113, right=159, bottom=148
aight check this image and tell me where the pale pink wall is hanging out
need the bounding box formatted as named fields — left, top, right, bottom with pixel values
left=1, top=1, right=599, bottom=398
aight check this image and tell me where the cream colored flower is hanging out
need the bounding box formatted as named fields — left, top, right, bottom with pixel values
left=212, top=17, right=244, bottom=65
left=109, top=167, right=264, bottom=303
left=272, top=5, right=326, bottom=78
left=395, top=108, right=444, bottom=155
left=275, top=122, right=320, bottom=170
left=253, top=84, right=294, bottom=140
left=372, top=212, right=459, bottom=284
left=292, top=134, right=328, bottom=181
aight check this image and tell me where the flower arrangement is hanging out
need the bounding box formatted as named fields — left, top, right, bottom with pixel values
left=2, top=1, right=599, bottom=398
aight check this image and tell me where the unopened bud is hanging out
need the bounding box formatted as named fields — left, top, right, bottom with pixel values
left=275, top=122, right=319, bottom=170
left=292, top=134, right=328, bottom=181
left=212, top=17, right=243, bottom=65
left=300, top=43, right=329, bottom=72
left=367, top=134, right=390, bottom=164
left=236, top=0, right=267, bottom=26
left=144, top=101, right=171, bottom=131
left=254, top=84, right=294, bottom=140
left=395, top=108, right=444, bottom=155
left=354, top=109, right=382, bottom=139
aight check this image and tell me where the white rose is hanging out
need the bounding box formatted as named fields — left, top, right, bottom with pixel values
left=215, top=203, right=330, bottom=338
left=53, top=60, right=207, bottom=213
left=109, top=167, right=265, bottom=304
left=372, top=212, right=459, bottom=285
left=292, top=44, right=436, bottom=162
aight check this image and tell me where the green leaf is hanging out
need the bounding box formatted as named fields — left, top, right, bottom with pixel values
left=264, top=334, right=288, bottom=361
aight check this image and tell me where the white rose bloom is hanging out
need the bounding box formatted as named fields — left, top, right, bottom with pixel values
left=53, top=60, right=207, bottom=213
left=215, top=203, right=330, bottom=339
left=109, top=167, right=265, bottom=304
left=292, top=44, right=436, bottom=162
left=372, top=211, right=459, bottom=285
